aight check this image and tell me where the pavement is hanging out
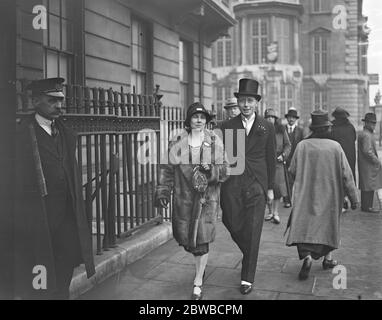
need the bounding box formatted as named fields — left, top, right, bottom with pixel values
left=79, top=203, right=382, bottom=300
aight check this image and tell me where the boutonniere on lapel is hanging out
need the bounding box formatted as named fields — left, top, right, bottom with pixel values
left=254, top=123, right=267, bottom=136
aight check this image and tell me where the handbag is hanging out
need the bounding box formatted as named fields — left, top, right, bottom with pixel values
left=191, top=166, right=208, bottom=193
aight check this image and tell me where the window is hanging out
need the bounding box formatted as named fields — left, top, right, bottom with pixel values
left=360, top=44, right=367, bottom=75
left=275, top=18, right=292, bottom=64
left=313, top=90, right=328, bottom=111
left=215, top=86, right=232, bottom=120
left=214, top=34, right=232, bottom=67
left=131, top=16, right=149, bottom=94
left=43, top=0, right=74, bottom=83
left=179, top=40, right=192, bottom=107
left=251, top=18, right=269, bottom=64
left=280, top=83, right=294, bottom=116
left=312, top=0, right=322, bottom=13
left=313, top=35, right=328, bottom=74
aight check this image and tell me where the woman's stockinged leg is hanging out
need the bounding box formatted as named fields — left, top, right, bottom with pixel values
left=194, top=253, right=209, bottom=287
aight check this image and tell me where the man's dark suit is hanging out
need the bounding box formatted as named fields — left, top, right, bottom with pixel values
left=285, top=125, right=304, bottom=199
left=220, top=114, right=276, bottom=283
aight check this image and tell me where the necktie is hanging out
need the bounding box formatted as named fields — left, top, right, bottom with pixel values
left=244, top=119, right=249, bottom=136
left=289, top=126, right=292, bottom=134
left=51, top=120, right=58, bottom=137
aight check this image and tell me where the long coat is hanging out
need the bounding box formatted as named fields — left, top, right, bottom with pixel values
left=358, top=128, right=382, bottom=191
left=274, top=127, right=291, bottom=198
left=155, top=129, right=228, bottom=247
left=286, top=139, right=358, bottom=249
left=331, top=119, right=356, bottom=181
left=14, top=115, right=95, bottom=297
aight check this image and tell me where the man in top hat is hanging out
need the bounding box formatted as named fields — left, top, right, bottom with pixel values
left=284, top=108, right=304, bottom=208
left=224, top=98, right=241, bottom=121
left=14, top=78, right=95, bottom=299
left=358, top=112, right=382, bottom=213
left=286, top=110, right=358, bottom=281
left=220, top=78, right=276, bottom=295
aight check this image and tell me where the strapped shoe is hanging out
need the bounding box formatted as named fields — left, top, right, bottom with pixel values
left=272, top=215, right=281, bottom=224
left=322, top=258, right=338, bottom=270
left=191, top=285, right=203, bottom=300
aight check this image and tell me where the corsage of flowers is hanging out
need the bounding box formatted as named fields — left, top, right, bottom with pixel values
left=255, top=124, right=267, bottom=136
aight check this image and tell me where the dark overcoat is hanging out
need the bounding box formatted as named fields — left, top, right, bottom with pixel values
left=14, top=115, right=95, bottom=298
left=155, top=129, right=229, bottom=247
left=285, top=125, right=304, bottom=166
left=331, top=119, right=356, bottom=181
left=358, top=128, right=382, bottom=191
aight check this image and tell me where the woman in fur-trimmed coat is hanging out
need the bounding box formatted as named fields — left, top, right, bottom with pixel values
left=155, top=102, right=229, bottom=300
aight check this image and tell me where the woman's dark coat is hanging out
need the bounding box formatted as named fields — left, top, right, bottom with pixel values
left=155, top=129, right=229, bottom=247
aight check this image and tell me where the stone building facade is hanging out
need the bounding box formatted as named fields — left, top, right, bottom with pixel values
left=212, top=0, right=371, bottom=127
left=13, top=0, right=235, bottom=109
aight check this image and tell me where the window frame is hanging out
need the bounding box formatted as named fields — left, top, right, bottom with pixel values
left=42, top=0, right=75, bottom=85
left=313, top=89, right=328, bottom=111
left=312, top=34, right=329, bottom=74
left=131, top=15, right=153, bottom=95
left=280, top=83, right=294, bottom=116
left=179, top=39, right=193, bottom=107
left=251, top=17, right=269, bottom=65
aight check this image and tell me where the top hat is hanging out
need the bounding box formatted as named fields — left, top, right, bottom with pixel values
left=234, top=78, right=261, bottom=101
left=264, top=108, right=278, bottom=119
left=310, top=109, right=331, bottom=129
left=285, top=108, right=299, bottom=119
left=332, top=107, right=350, bottom=119
left=26, top=77, right=65, bottom=98
left=362, top=112, right=377, bottom=124
left=184, top=102, right=212, bottom=127
left=224, top=98, right=238, bottom=110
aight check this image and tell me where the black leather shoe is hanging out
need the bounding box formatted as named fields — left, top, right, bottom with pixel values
left=191, top=285, right=203, bottom=300
left=240, top=284, right=253, bottom=295
left=322, top=258, right=338, bottom=270
left=298, top=257, right=312, bottom=281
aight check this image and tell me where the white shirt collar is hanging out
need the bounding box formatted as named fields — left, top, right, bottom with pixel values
left=35, top=113, right=53, bottom=136
left=241, top=113, right=256, bottom=135
left=287, top=123, right=297, bottom=132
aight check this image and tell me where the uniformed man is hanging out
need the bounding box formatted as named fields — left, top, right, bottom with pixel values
left=14, top=78, right=95, bottom=299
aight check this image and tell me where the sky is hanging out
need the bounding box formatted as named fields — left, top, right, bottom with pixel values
left=363, top=0, right=382, bottom=104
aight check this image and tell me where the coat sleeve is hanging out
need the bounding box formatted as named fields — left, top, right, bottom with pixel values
left=206, top=133, right=230, bottom=184
left=288, top=143, right=299, bottom=181
left=341, top=148, right=359, bottom=205
left=359, top=132, right=380, bottom=166
left=155, top=139, right=176, bottom=206
left=282, top=130, right=291, bottom=159
left=266, top=123, right=277, bottom=190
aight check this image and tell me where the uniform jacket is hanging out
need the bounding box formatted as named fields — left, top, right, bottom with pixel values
left=286, top=139, right=358, bottom=249
left=358, top=128, right=382, bottom=191
left=14, top=115, right=95, bottom=297
left=155, top=129, right=229, bottom=247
